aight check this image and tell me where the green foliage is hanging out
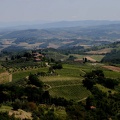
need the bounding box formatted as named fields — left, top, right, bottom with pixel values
left=0, top=112, right=18, bottom=120
left=32, top=105, right=64, bottom=120
left=12, top=99, right=22, bottom=110
left=0, top=105, right=12, bottom=112
left=67, top=55, right=77, bottom=61
left=83, top=78, right=95, bottom=90
left=102, top=49, right=120, bottom=64
left=82, top=70, right=104, bottom=89
left=29, top=74, right=43, bottom=87
left=103, top=78, right=119, bottom=89
left=83, top=70, right=119, bottom=90
left=66, top=105, right=85, bottom=120
left=52, top=63, right=63, bottom=69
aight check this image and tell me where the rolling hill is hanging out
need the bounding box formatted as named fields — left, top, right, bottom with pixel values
left=0, top=23, right=120, bottom=52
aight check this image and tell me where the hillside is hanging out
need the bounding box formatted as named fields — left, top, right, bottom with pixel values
left=100, top=42, right=120, bottom=63
left=102, top=50, right=120, bottom=64
left=1, top=24, right=120, bottom=52
left=1, top=20, right=120, bottom=30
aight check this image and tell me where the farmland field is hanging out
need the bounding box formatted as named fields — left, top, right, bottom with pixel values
left=41, top=76, right=82, bottom=82
left=86, top=48, right=112, bottom=54
left=103, top=70, right=120, bottom=79
left=6, top=62, right=120, bottom=101
left=71, top=54, right=104, bottom=62
left=13, top=67, right=48, bottom=81
left=40, top=64, right=91, bottom=101
left=49, top=85, right=91, bottom=101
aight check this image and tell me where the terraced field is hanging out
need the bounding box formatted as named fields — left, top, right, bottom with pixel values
left=9, top=63, right=120, bottom=101
left=43, top=77, right=91, bottom=101
left=40, top=64, right=92, bottom=101
left=49, top=85, right=91, bottom=101
left=13, top=67, right=48, bottom=81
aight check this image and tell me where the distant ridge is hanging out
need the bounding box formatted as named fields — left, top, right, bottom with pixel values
left=1, top=20, right=120, bottom=30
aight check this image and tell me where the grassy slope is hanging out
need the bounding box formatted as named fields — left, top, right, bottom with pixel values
left=103, top=70, right=120, bottom=79
left=13, top=67, right=48, bottom=81
left=49, top=85, right=91, bottom=101
left=41, top=64, right=91, bottom=101
left=10, top=63, right=120, bottom=101
left=0, top=106, right=12, bottom=112
left=95, top=84, right=116, bottom=95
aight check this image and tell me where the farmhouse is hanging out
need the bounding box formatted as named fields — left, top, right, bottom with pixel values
left=32, top=52, right=44, bottom=62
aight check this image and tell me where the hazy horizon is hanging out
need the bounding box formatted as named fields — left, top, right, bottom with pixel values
left=0, top=0, right=120, bottom=24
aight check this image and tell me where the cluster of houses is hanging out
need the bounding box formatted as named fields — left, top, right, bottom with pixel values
left=32, top=52, right=44, bottom=62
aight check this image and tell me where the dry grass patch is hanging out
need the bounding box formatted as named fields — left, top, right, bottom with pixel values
left=9, top=109, right=32, bottom=120
left=86, top=48, right=112, bottom=54
left=85, top=56, right=97, bottom=62
left=0, top=72, right=12, bottom=83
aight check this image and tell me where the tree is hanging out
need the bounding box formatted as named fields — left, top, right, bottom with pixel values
left=42, top=91, right=50, bottom=103
left=29, top=74, right=43, bottom=87
left=12, top=99, right=22, bottom=110
left=82, top=78, right=95, bottom=90
left=66, top=105, right=85, bottom=120
left=104, top=78, right=119, bottom=89
left=83, top=57, right=87, bottom=63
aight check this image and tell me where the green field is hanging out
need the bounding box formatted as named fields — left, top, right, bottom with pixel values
left=49, top=85, right=91, bottom=101
left=103, top=70, right=120, bottom=79
left=56, top=64, right=95, bottom=77
left=41, top=76, right=82, bottom=82
left=0, top=105, right=12, bottom=112
left=9, top=63, right=120, bottom=101
left=39, top=64, right=92, bottom=101
left=43, top=78, right=82, bottom=86
left=12, top=63, right=87, bottom=81
left=13, top=67, right=48, bottom=81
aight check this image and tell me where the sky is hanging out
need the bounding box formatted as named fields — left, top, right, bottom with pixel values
left=0, top=0, right=120, bottom=24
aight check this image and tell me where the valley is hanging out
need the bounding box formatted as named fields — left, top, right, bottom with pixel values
left=0, top=21, right=120, bottom=119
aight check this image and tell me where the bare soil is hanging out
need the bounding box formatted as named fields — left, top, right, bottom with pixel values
left=86, top=56, right=97, bottom=62
left=102, top=65, right=120, bottom=72
left=0, top=72, right=12, bottom=83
